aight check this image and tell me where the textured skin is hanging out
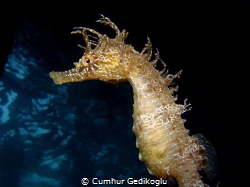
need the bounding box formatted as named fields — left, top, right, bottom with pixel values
left=50, top=16, right=211, bottom=186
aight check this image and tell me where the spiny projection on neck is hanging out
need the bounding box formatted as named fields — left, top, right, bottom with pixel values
left=50, top=15, right=218, bottom=187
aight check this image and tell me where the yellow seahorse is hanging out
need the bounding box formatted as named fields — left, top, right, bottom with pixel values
left=50, top=16, right=218, bottom=187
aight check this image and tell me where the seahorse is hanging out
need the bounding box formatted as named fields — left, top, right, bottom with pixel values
left=49, top=16, right=218, bottom=187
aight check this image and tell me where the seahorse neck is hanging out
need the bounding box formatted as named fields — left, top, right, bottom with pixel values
left=128, top=62, right=176, bottom=117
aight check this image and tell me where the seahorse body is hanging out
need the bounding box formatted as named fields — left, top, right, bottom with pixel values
left=50, top=16, right=217, bottom=187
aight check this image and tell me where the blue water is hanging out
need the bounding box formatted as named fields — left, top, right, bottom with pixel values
left=0, top=18, right=157, bottom=187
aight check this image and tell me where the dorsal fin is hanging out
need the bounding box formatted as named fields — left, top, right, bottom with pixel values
left=194, top=134, right=219, bottom=181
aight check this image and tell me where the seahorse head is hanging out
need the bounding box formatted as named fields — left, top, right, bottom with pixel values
left=50, top=16, right=133, bottom=85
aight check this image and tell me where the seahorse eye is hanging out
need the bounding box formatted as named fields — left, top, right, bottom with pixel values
left=86, top=59, right=91, bottom=63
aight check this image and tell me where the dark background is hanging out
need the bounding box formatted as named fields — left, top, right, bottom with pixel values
left=0, top=1, right=246, bottom=187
